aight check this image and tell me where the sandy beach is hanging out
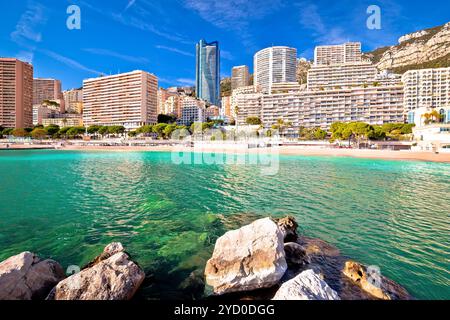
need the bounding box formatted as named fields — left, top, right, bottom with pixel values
left=1, top=143, right=450, bottom=163
left=58, top=144, right=450, bottom=163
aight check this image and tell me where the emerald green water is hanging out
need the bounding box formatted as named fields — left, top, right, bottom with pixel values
left=0, top=150, right=448, bottom=300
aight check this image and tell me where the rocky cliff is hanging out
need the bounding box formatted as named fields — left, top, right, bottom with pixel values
left=364, top=22, right=450, bottom=73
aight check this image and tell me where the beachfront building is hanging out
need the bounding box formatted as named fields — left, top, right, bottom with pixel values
left=231, top=65, right=250, bottom=90
left=178, top=96, right=206, bottom=126
left=63, top=88, right=83, bottom=114
left=234, top=91, right=263, bottom=126
left=33, top=78, right=64, bottom=113
left=221, top=95, right=232, bottom=119
left=411, top=107, right=450, bottom=152
left=158, top=87, right=181, bottom=116
left=402, top=67, right=450, bottom=113
left=196, top=39, right=220, bottom=106
left=180, top=106, right=205, bottom=126
left=83, top=70, right=158, bottom=130
left=33, top=105, right=59, bottom=125
left=314, top=42, right=362, bottom=66
left=307, top=62, right=378, bottom=91
left=0, top=58, right=33, bottom=128
left=299, top=85, right=405, bottom=129
left=42, top=113, right=83, bottom=127
left=254, top=46, right=297, bottom=94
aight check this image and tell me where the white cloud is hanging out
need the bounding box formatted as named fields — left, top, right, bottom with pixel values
left=125, top=0, right=136, bottom=11
left=83, top=48, right=149, bottom=64
left=176, top=78, right=196, bottom=86
left=78, top=1, right=193, bottom=45
left=221, top=50, right=234, bottom=61
left=40, top=49, right=104, bottom=76
left=297, top=2, right=349, bottom=45
left=16, top=51, right=34, bottom=64
left=183, top=0, right=284, bottom=49
left=11, top=1, right=47, bottom=44
left=155, top=45, right=194, bottom=57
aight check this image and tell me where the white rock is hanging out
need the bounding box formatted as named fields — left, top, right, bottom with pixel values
left=50, top=252, right=144, bottom=300
left=272, top=269, right=340, bottom=300
left=205, top=218, right=287, bottom=295
left=0, top=252, right=65, bottom=300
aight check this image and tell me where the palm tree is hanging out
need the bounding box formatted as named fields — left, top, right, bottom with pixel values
left=272, top=118, right=292, bottom=138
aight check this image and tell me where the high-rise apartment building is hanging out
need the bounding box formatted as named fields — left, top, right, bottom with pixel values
left=33, top=78, right=64, bottom=112
left=221, top=96, right=233, bottom=119
left=254, top=46, right=297, bottom=94
left=402, top=67, right=450, bottom=112
left=231, top=65, right=250, bottom=90
left=158, top=88, right=182, bottom=117
left=314, top=42, right=362, bottom=66
left=63, top=88, right=83, bottom=114
left=179, top=96, right=206, bottom=126
left=196, top=39, right=220, bottom=106
left=83, top=70, right=158, bottom=130
left=234, top=92, right=263, bottom=126
left=0, top=58, right=33, bottom=128
left=307, top=62, right=378, bottom=91
left=233, top=42, right=406, bottom=133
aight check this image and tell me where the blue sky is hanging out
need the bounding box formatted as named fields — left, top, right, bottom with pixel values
left=1, top=0, right=449, bottom=90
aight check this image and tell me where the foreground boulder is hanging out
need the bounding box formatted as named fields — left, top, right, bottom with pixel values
left=48, top=243, right=144, bottom=300
left=205, top=218, right=287, bottom=295
left=0, top=252, right=65, bottom=300
left=273, top=269, right=340, bottom=300
left=343, top=261, right=411, bottom=300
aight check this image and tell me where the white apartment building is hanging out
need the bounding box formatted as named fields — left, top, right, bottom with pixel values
left=257, top=85, right=404, bottom=133
left=234, top=92, right=263, bottom=126
left=314, top=42, right=362, bottom=66
left=83, top=70, right=158, bottom=130
left=179, top=96, right=206, bottom=125
left=402, top=67, right=450, bottom=114
left=42, top=114, right=83, bottom=127
left=307, top=62, right=378, bottom=91
left=180, top=106, right=205, bottom=126
left=299, top=86, right=404, bottom=129
left=254, top=46, right=297, bottom=94
left=261, top=91, right=302, bottom=136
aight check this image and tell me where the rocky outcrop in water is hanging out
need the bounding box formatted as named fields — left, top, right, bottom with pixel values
left=48, top=243, right=144, bottom=300
left=343, top=261, right=411, bottom=300
left=272, top=269, right=340, bottom=300
left=0, top=252, right=65, bottom=300
left=205, top=216, right=412, bottom=301
left=205, top=217, right=287, bottom=295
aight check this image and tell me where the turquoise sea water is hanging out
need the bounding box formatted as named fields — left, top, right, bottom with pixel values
left=0, top=150, right=449, bottom=300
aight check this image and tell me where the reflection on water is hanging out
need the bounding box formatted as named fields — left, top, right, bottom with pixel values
left=0, top=150, right=449, bottom=299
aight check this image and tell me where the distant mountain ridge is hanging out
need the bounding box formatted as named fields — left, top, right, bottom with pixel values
left=364, top=22, right=450, bottom=74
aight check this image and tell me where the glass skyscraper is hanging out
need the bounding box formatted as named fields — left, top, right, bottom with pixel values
left=196, top=39, right=220, bottom=106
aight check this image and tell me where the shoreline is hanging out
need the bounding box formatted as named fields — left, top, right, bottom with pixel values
left=1, top=143, right=450, bottom=163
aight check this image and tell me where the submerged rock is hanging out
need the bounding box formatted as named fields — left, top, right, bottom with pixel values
left=49, top=243, right=144, bottom=300
left=343, top=261, right=411, bottom=300
left=83, top=242, right=125, bottom=269
left=284, top=242, right=310, bottom=268
left=273, top=269, right=340, bottom=300
left=205, top=218, right=287, bottom=295
left=0, top=252, right=65, bottom=300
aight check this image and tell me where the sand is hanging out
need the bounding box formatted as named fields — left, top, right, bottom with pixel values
left=2, top=143, right=450, bottom=163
